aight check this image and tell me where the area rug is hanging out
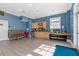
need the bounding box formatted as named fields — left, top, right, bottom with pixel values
left=33, top=44, right=56, bottom=56
left=53, top=45, right=79, bottom=56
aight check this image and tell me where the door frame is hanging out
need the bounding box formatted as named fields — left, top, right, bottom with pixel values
left=73, top=3, right=79, bottom=50
left=0, top=20, right=9, bottom=41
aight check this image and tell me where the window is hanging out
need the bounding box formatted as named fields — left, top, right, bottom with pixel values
left=50, top=17, right=61, bottom=29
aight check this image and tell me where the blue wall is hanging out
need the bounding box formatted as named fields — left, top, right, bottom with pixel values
left=32, top=12, right=68, bottom=32
left=66, top=10, right=71, bottom=33
left=32, top=12, right=71, bottom=39
left=20, top=16, right=31, bottom=28
left=0, top=12, right=27, bottom=30
left=0, top=9, right=72, bottom=39
left=20, top=16, right=32, bottom=38
left=69, top=4, right=74, bottom=42
left=0, top=12, right=32, bottom=38
left=65, top=10, right=71, bottom=40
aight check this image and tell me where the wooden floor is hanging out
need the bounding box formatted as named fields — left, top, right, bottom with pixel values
left=0, top=38, right=72, bottom=56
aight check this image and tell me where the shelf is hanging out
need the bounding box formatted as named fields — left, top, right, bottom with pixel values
left=50, top=37, right=65, bottom=39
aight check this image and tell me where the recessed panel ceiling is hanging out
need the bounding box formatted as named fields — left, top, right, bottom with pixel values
left=0, top=3, right=72, bottom=19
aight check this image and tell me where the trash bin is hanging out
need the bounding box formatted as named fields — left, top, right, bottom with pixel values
left=25, top=32, right=28, bottom=39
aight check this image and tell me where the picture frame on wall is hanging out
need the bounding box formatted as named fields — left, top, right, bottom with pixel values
left=50, top=17, right=61, bottom=29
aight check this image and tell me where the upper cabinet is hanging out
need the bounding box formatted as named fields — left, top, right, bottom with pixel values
left=32, top=22, right=38, bottom=28
left=32, top=21, right=46, bottom=28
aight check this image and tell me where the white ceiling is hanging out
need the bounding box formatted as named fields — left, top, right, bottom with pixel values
left=0, top=3, right=72, bottom=19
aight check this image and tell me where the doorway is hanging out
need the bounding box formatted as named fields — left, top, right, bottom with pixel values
left=0, top=20, right=8, bottom=41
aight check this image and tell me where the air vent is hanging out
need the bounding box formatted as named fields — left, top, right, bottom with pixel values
left=0, top=10, right=4, bottom=16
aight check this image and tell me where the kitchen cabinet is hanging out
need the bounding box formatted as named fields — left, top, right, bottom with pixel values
left=32, top=21, right=46, bottom=28
left=32, top=22, right=38, bottom=28
left=34, top=31, right=50, bottom=39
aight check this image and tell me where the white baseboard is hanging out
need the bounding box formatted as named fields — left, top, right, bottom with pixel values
left=67, top=39, right=75, bottom=48
left=0, top=38, right=9, bottom=41
left=67, top=40, right=79, bottom=50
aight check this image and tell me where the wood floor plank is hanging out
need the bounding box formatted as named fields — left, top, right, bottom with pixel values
left=0, top=38, right=72, bottom=56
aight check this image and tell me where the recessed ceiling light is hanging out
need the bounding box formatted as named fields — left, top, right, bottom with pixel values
left=28, top=4, right=33, bottom=6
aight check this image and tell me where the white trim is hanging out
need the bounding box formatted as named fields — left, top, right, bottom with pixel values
left=67, top=39, right=76, bottom=48
left=73, top=4, right=79, bottom=50
left=73, top=4, right=78, bottom=47
left=67, top=39, right=79, bottom=49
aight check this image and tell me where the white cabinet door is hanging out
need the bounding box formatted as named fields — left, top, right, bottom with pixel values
left=0, top=20, right=8, bottom=41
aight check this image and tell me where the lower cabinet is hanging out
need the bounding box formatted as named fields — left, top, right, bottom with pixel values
left=34, top=31, right=50, bottom=39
